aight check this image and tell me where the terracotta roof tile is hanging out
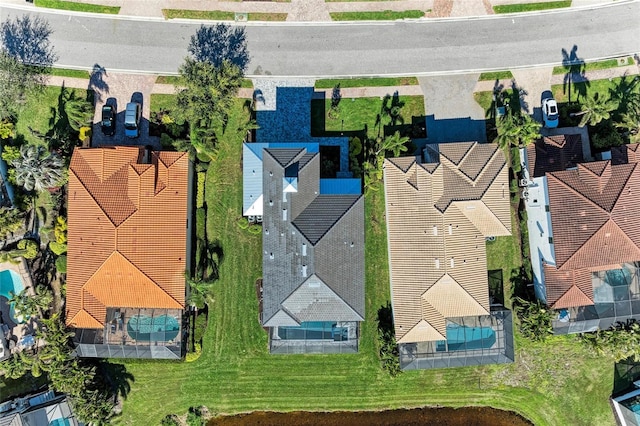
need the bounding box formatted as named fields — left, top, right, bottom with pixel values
left=543, top=147, right=640, bottom=308
left=66, top=147, right=189, bottom=329
left=526, top=134, right=583, bottom=178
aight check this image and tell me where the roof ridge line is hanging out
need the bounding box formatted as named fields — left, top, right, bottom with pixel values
left=547, top=172, right=608, bottom=214
left=313, top=271, right=364, bottom=321
left=299, top=195, right=363, bottom=246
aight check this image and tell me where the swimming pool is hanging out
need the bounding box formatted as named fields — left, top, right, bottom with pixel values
left=127, top=315, right=180, bottom=342
left=445, top=324, right=496, bottom=351
left=0, top=269, right=25, bottom=323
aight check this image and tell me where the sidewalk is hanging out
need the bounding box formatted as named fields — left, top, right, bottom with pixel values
left=8, top=0, right=620, bottom=20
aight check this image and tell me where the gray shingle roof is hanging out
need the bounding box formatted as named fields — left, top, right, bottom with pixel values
left=261, top=148, right=365, bottom=327
left=292, top=195, right=361, bottom=245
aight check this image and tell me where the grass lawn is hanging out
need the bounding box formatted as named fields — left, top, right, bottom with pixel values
left=551, top=77, right=622, bottom=104
left=150, top=94, right=178, bottom=114
left=479, top=71, right=514, bottom=81
left=35, top=0, right=120, bottom=14
left=15, top=85, right=91, bottom=146
left=162, top=9, right=287, bottom=21
left=551, top=57, right=634, bottom=75
left=315, top=77, right=419, bottom=89
left=493, top=0, right=571, bottom=14
left=101, top=96, right=618, bottom=426
left=330, top=10, right=425, bottom=20
left=49, top=68, right=91, bottom=79
left=311, top=96, right=425, bottom=139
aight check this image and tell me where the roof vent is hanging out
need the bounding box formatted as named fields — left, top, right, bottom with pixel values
left=433, top=225, right=438, bottom=236
left=450, top=258, right=455, bottom=268
left=302, top=265, right=307, bottom=277
left=435, top=258, right=440, bottom=269
left=283, top=209, right=287, bottom=221
left=269, top=253, right=274, bottom=260
left=302, top=243, right=307, bottom=256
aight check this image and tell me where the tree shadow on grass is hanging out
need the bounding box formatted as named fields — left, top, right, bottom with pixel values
left=561, top=45, right=589, bottom=103
left=98, top=361, right=135, bottom=402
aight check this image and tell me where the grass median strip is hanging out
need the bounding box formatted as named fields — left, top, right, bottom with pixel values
left=552, top=57, right=635, bottom=75
left=493, top=0, right=571, bottom=13
left=315, top=77, right=419, bottom=89
left=162, top=9, right=287, bottom=21
left=479, top=71, right=513, bottom=81
left=330, top=10, right=425, bottom=21
left=35, top=0, right=120, bottom=14
left=156, top=75, right=253, bottom=89
left=49, top=68, right=91, bottom=79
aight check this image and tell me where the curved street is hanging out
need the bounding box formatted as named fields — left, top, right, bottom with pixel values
left=0, top=1, right=639, bottom=76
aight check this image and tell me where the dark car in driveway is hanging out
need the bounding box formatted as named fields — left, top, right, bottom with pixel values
left=101, top=104, right=115, bottom=136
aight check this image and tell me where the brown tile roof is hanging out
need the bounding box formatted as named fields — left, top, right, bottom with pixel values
left=544, top=148, right=640, bottom=308
left=526, top=134, right=584, bottom=178
left=66, top=147, right=189, bottom=329
left=383, top=142, right=512, bottom=344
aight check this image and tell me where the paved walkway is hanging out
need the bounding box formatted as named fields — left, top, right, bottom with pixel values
left=3, top=0, right=620, bottom=20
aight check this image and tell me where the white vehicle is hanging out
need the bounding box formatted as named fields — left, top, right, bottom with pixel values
left=541, top=96, right=559, bottom=128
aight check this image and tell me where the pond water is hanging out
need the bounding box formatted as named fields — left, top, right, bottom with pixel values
left=207, top=406, right=533, bottom=426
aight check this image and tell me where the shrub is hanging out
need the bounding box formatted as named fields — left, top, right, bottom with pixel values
left=17, top=239, right=38, bottom=259
left=1, top=144, right=20, bottom=162
left=194, top=312, right=207, bottom=343
left=0, top=120, right=14, bottom=139
left=349, top=136, right=362, bottom=156
left=196, top=151, right=211, bottom=163
left=247, top=223, right=261, bottom=235
left=160, top=133, right=174, bottom=149
left=236, top=217, right=249, bottom=230
left=160, top=414, right=180, bottom=426
left=55, top=255, right=67, bottom=273
left=195, top=208, right=206, bottom=239
left=186, top=407, right=205, bottom=426
left=582, top=320, right=640, bottom=362
left=49, top=241, right=67, bottom=255
left=196, top=172, right=206, bottom=209
left=78, top=126, right=91, bottom=143
left=54, top=216, right=68, bottom=244
left=513, top=297, right=554, bottom=342
left=185, top=343, right=202, bottom=362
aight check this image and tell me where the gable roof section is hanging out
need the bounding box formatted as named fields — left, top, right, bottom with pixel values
left=543, top=150, right=640, bottom=308
left=384, top=142, right=511, bottom=343
left=292, top=195, right=361, bottom=245
left=66, top=147, right=188, bottom=329
left=281, top=274, right=364, bottom=323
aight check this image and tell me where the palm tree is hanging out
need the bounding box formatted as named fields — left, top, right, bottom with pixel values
left=616, top=109, right=640, bottom=143
left=495, top=111, right=540, bottom=167
left=11, top=144, right=64, bottom=192
left=574, top=93, right=617, bottom=127
left=376, top=131, right=410, bottom=158
left=186, top=278, right=214, bottom=310
left=64, top=94, right=94, bottom=132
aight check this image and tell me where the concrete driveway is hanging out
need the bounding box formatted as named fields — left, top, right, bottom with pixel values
left=419, top=74, right=487, bottom=145
left=90, top=70, right=160, bottom=149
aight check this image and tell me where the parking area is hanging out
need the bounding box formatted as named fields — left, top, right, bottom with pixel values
left=90, top=71, right=161, bottom=149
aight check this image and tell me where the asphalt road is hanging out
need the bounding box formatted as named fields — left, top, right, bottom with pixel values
left=0, top=2, right=639, bottom=77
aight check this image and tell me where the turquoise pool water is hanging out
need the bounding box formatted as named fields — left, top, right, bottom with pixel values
left=0, top=269, right=25, bottom=323
left=444, top=324, right=496, bottom=351
left=127, top=315, right=180, bottom=342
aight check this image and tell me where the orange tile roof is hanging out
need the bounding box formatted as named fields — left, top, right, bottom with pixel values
left=66, top=147, right=189, bottom=329
left=544, top=149, right=640, bottom=308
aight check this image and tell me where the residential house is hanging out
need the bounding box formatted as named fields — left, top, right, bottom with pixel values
left=522, top=141, right=640, bottom=333
left=0, top=390, right=81, bottom=426
left=260, top=146, right=364, bottom=354
left=383, top=142, right=515, bottom=370
left=66, top=146, right=191, bottom=359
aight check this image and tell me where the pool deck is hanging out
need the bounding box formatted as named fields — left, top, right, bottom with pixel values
left=0, top=257, right=42, bottom=359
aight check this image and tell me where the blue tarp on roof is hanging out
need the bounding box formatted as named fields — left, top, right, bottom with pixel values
left=320, top=178, right=361, bottom=195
